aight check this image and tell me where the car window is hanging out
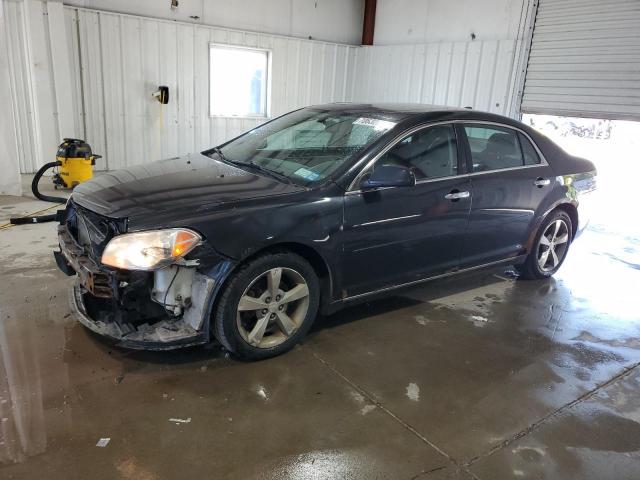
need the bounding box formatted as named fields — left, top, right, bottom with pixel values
left=375, top=124, right=458, bottom=180
left=464, top=125, right=525, bottom=172
left=518, top=132, right=541, bottom=165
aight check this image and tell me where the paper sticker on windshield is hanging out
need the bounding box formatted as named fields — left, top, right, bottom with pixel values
left=353, top=118, right=396, bottom=131
left=293, top=168, right=320, bottom=181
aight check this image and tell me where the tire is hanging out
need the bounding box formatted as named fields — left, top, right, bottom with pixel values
left=213, top=252, right=319, bottom=360
left=515, top=210, right=573, bottom=280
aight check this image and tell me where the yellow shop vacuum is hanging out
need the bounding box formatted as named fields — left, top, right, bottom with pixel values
left=10, top=138, right=101, bottom=224
left=52, top=138, right=100, bottom=189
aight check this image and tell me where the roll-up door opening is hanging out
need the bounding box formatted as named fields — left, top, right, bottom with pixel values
left=523, top=113, right=639, bottom=238
left=521, top=0, right=640, bottom=121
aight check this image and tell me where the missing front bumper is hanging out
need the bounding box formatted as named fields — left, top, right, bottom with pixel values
left=69, top=281, right=209, bottom=350
left=57, top=224, right=114, bottom=297
left=57, top=217, right=218, bottom=350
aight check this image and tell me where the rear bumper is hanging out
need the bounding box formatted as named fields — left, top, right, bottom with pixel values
left=570, top=170, right=597, bottom=239
left=575, top=190, right=595, bottom=239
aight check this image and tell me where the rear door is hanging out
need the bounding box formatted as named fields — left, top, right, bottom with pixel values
left=458, top=123, right=556, bottom=267
left=341, top=123, right=472, bottom=298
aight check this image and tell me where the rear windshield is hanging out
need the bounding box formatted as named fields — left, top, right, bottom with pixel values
left=210, top=109, right=397, bottom=185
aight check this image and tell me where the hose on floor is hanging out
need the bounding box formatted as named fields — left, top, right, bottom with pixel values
left=9, top=161, right=67, bottom=225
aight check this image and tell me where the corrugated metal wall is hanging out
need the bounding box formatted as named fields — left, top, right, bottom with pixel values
left=6, top=3, right=358, bottom=172
left=522, top=0, right=640, bottom=120
left=5, top=0, right=58, bottom=174
left=6, top=2, right=521, bottom=173
left=70, top=7, right=357, bottom=171
left=350, top=40, right=519, bottom=116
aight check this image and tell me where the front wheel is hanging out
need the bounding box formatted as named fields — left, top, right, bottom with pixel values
left=516, top=210, right=572, bottom=280
left=213, top=252, right=319, bottom=360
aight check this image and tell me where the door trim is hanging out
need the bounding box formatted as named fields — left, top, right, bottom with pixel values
left=345, top=172, right=465, bottom=196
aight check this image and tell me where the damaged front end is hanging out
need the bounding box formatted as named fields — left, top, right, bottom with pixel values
left=54, top=200, right=226, bottom=350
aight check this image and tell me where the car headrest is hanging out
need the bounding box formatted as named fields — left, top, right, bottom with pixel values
left=486, top=132, right=514, bottom=156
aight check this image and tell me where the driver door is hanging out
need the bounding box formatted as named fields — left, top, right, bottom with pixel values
left=340, top=123, right=472, bottom=298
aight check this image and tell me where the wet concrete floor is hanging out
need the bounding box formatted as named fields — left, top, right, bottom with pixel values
left=0, top=195, right=639, bottom=479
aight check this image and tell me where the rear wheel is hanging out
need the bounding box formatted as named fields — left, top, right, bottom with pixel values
left=516, top=210, right=572, bottom=280
left=213, top=252, right=319, bottom=360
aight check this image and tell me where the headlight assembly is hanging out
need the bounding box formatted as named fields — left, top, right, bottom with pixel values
left=101, top=228, right=201, bottom=270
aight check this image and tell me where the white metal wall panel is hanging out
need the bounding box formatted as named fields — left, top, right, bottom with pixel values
left=5, top=3, right=357, bottom=173
left=0, top=0, right=22, bottom=195
left=48, top=2, right=77, bottom=142
left=64, top=7, right=85, bottom=139
left=522, top=0, right=640, bottom=119
left=5, top=0, right=83, bottom=173
left=5, top=2, right=521, bottom=173
left=351, top=40, right=518, bottom=116
left=5, top=0, right=36, bottom=173
left=22, top=0, right=59, bottom=171
left=63, top=7, right=358, bottom=171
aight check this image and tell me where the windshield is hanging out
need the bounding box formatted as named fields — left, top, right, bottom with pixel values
left=209, top=108, right=397, bottom=185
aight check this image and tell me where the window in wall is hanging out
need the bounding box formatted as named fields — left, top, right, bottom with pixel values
left=209, top=45, right=270, bottom=117
left=464, top=125, right=531, bottom=172
left=377, top=125, right=458, bottom=180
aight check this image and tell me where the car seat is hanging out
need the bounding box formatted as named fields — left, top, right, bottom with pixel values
left=479, top=132, right=520, bottom=170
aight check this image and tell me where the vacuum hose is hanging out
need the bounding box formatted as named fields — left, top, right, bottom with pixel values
left=31, top=161, right=67, bottom=203
left=9, top=161, right=67, bottom=225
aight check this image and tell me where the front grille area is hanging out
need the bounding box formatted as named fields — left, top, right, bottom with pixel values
left=64, top=200, right=125, bottom=260
left=58, top=223, right=117, bottom=298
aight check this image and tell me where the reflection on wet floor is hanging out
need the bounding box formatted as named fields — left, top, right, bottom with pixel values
left=0, top=197, right=639, bottom=479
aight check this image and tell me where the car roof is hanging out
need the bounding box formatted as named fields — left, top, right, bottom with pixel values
left=307, top=102, right=522, bottom=128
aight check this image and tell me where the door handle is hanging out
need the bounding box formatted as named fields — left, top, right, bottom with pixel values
left=444, top=190, right=470, bottom=201
left=534, top=177, right=551, bottom=187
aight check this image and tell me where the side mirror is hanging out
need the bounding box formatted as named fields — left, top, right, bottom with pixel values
left=360, top=164, right=416, bottom=190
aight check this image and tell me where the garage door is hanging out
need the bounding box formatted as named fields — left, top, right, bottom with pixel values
left=521, top=0, right=640, bottom=120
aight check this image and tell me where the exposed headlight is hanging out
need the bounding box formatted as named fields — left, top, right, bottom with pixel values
left=101, top=228, right=201, bottom=270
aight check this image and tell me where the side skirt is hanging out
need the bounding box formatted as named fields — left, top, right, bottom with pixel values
left=327, top=255, right=527, bottom=312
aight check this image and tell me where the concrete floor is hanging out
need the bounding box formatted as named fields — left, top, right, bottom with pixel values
left=0, top=194, right=639, bottom=480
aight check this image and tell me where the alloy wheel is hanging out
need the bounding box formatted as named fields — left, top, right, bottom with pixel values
left=236, top=267, right=310, bottom=348
left=537, top=219, right=570, bottom=272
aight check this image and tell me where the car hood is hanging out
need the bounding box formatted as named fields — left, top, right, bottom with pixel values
left=71, top=153, right=306, bottom=220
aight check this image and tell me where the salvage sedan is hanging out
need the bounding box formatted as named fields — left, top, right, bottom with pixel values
left=54, top=104, right=596, bottom=360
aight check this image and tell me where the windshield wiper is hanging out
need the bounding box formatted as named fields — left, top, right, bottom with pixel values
left=211, top=146, right=229, bottom=163
left=240, top=161, right=293, bottom=184
left=210, top=147, right=292, bottom=184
